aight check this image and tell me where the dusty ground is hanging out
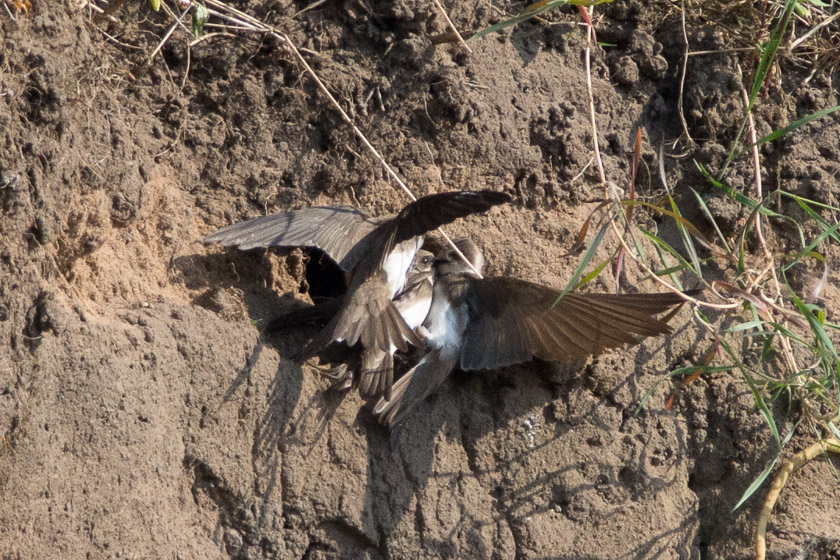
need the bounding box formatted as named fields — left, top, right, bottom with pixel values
left=2, top=0, right=840, bottom=558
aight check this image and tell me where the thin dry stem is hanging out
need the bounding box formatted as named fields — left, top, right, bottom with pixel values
left=569, top=158, right=594, bottom=184
left=190, top=32, right=237, bottom=47
left=687, top=47, right=758, bottom=56
left=791, top=11, right=840, bottom=50
left=198, top=0, right=484, bottom=278
left=578, top=6, right=728, bottom=311
left=583, top=7, right=605, bottom=186
left=607, top=216, right=738, bottom=310
left=677, top=0, right=696, bottom=149
left=150, top=5, right=190, bottom=60
left=737, top=68, right=799, bottom=375
left=431, top=0, right=472, bottom=53
left=205, top=8, right=261, bottom=30
left=292, top=0, right=328, bottom=18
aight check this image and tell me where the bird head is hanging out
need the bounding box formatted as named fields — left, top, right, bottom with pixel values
left=411, top=250, right=435, bottom=274
left=434, top=237, right=484, bottom=277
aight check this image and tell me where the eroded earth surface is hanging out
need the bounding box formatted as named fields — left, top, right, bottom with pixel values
left=2, top=0, right=839, bottom=558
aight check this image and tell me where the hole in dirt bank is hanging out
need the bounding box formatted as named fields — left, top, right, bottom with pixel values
left=161, top=43, right=187, bottom=71
left=303, top=249, right=346, bottom=300
left=22, top=86, right=48, bottom=124
left=551, top=484, right=571, bottom=514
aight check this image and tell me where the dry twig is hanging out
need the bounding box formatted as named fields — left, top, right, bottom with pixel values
left=582, top=6, right=605, bottom=186
left=144, top=0, right=487, bottom=277
left=431, top=0, right=472, bottom=53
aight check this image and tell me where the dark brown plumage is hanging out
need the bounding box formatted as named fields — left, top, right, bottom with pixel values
left=375, top=238, right=699, bottom=433
left=459, top=279, right=689, bottom=370
left=205, top=191, right=510, bottom=386
left=315, top=250, right=435, bottom=399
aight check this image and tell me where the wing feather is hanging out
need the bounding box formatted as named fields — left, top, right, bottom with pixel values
left=358, top=350, right=394, bottom=400
left=299, top=281, right=421, bottom=359
left=204, top=206, right=380, bottom=270
left=460, top=277, right=691, bottom=370
left=374, top=348, right=460, bottom=437
left=391, top=190, right=511, bottom=245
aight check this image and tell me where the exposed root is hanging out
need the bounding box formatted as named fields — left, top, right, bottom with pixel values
left=754, top=438, right=840, bottom=560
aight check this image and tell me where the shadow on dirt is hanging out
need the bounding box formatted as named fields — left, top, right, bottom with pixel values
left=187, top=243, right=710, bottom=556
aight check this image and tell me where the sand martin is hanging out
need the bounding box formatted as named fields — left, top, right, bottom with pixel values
left=375, top=238, right=699, bottom=433
left=283, top=249, right=436, bottom=399
left=349, top=248, right=435, bottom=399
left=204, top=191, right=510, bottom=365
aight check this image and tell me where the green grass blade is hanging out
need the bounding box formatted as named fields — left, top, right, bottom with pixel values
left=733, top=424, right=797, bottom=511
left=718, top=0, right=800, bottom=178
left=748, top=0, right=798, bottom=101
left=755, top=105, right=840, bottom=145
left=651, top=242, right=680, bottom=286
left=555, top=215, right=611, bottom=305
left=732, top=454, right=779, bottom=511
left=788, top=286, right=838, bottom=359
left=720, top=337, right=782, bottom=449
left=690, top=187, right=732, bottom=252
left=695, top=161, right=762, bottom=213
left=829, top=422, right=840, bottom=443
left=576, top=255, right=613, bottom=289
left=666, top=193, right=703, bottom=281
left=637, top=227, right=698, bottom=278
left=789, top=195, right=840, bottom=246
left=779, top=191, right=840, bottom=213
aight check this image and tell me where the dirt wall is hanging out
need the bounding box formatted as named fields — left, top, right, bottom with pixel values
left=2, top=1, right=839, bottom=558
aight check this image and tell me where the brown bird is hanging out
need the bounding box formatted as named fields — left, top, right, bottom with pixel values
left=326, top=249, right=435, bottom=399
left=267, top=250, right=434, bottom=335
left=204, top=191, right=510, bottom=378
left=375, top=238, right=698, bottom=433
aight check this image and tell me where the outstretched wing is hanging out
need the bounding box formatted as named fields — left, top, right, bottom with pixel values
left=204, top=206, right=381, bottom=270
left=372, top=190, right=511, bottom=268
left=460, top=278, right=694, bottom=371
left=391, top=190, right=511, bottom=244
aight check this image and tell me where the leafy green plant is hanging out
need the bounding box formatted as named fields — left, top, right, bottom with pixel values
left=548, top=1, right=840, bottom=526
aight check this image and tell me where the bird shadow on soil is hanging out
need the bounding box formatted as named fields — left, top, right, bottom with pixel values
left=186, top=248, right=706, bottom=555
left=342, top=318, right=705, bottom=555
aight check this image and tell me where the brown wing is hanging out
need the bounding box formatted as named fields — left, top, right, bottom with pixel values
left=371, top=190, right=511, bottom=267
left=203, top=206, right=382, bottom=270
left=460, top=277, right=693, bottom=371
left=298, top=273, right=423, bottom=358
left=374, top=347, right=461, bottom=437
left=390, top=190, right=511, bottom=244
left=357, top=349, right=395, bottom=400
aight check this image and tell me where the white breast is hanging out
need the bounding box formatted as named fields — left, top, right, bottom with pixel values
left=397, top=296, right=433, bottom=330
left=381, top=237, right=422, bottom=297
left=424, top=285, right=467, bottom=359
